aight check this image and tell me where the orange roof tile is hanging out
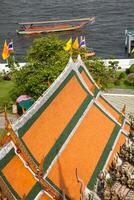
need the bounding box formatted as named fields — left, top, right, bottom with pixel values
left=48, top=104, right=116, bottom=199
left=2, top=155, right=36, bottom=198
left=39, top=193, right=52, bottom=200
left=22, top=76, right=88, bottom=163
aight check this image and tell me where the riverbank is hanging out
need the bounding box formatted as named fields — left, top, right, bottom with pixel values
left=0, top=59, right=134, bottom=72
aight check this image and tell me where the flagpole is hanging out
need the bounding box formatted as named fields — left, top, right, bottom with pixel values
left=6, top=58, right=9, bottom=67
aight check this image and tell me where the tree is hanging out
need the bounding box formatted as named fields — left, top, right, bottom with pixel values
left=85, top=58, right=116, bottom=89
left=11, top=35, right=69, bottom=100
left=11, top=36, right=118, bottom=102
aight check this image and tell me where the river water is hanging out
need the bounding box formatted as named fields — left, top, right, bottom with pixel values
left=0, top=0, right=134, bottom=62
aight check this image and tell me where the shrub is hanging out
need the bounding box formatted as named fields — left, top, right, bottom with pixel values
left=114, top=79, right=121, bottom=86
left=3, top=74, right=11, bottom=81
left=129, top=64, right=134, bottom=73
left=0, top=73, right=3, bottom=81
left=124, top=73, right=134, bottom=86
left=126, top=68, right=130, bottom=74
left=128, top=73, right=134, bottom=81
left=118, top=72, right=127, bottom=79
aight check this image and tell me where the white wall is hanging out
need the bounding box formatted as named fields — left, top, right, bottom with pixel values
left=0, top=59, right=134, bottom=72
left=0, top=63, right=26, bottom=72
left=103, top=59, right=134, bottom=71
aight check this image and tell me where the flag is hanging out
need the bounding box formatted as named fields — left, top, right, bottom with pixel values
left=8, top=41, right=14, bottom=51
left=132, top=48, right=134, bottom=53
left=2, top=40, right=9, bottom=60
left=72, top=37, right=79, bottom=49
left=80, top=36, right=86, bottom=48
left=64, top=38, right=72, bottom=51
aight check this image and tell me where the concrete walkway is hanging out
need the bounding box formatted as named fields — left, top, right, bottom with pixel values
left=105, top=88, right=134, bottom=95
left=0, top=113, right=17, bottom=129
left=103, top=89, right=134, bottom=120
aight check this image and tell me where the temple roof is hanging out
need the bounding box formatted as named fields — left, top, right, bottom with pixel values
left=0, top=56, right=130, bottom=199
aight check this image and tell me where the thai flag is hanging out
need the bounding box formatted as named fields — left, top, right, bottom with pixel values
left=80, top=36, right=86, bottom=48
left=8, top=41, right=14, bottom=51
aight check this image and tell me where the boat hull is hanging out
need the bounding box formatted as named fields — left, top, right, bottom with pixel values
left=16, top=17, right=95, bottom=35
left=16, top=26, right=80, bottom=35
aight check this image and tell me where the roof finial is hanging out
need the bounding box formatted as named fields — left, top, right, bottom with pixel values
left=69, top=56, right=74, bottom=63
left=77, top=54, right=82, bottom=61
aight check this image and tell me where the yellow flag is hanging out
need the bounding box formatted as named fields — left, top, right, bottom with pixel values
left=132, top=48, right=134, bottom=53
left=64, top=38, right=72, bottom=51
left=2, top=40, right=9, bottom=60
left=72, top=37, right=79, bottom=49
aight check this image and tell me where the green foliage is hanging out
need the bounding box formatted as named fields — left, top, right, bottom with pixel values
left=124, top=73, right=134, bottom=86
left=126, top=64, right=134, bottom=74
left=118, top=72, right=127, bottom=80
left=11, top=36, right=69, bottom=100
left=0, top=80, right=14, bottom=110
left=85, top=58, right=116, bottom=89
left=26, top=35, right=69, bottom=66
left=108, top=60, right=119, bottom=70
left=0, top=73, right=3, bottom=81
left=128, top=73, right=134, bottom=81
left=7, top=52, right=20, bottom=71
left=114, top=79, right=121, bottom=86
left=129, top=64, right=134, bottom=73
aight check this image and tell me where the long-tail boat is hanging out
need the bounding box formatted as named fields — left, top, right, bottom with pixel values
left=16, top=17, right=95, bottom=35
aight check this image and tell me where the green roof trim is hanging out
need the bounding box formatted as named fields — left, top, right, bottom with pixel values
left=94, top=87, right=100, bottom=98
left=88, top=123, right=121, bottom=189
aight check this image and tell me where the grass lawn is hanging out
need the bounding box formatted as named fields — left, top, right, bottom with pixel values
left=108, top=82, right=134, bottom=89
left=0, top=80, right=14, bottom=108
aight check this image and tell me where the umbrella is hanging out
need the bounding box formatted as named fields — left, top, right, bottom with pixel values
left=16, top=95, right=32, bottom=103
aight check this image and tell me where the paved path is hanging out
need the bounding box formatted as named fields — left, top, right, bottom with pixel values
left=105, top=89, right=134, bottom=95
left=0, top=113, right=17, bottom=129
left=103, top=89, right=134, bottom=120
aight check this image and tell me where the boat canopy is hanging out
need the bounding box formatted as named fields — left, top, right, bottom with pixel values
left=18, top=17, right=95, bottom=25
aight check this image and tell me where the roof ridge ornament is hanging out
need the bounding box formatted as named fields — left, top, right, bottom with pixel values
left=68, top=56, right=74, bottom=64
left=77, top=54, right=82, bottom=61
left=76, top=54, right=85, bottom=66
